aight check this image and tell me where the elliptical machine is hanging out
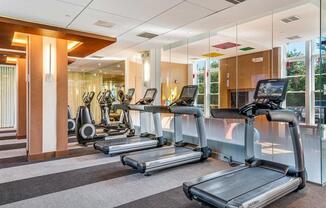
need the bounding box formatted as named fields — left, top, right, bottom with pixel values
left=75, top=89, right=136, bottom=145
left=96, top=89, right=115, bottom=127
left=68, top=91, right=95, bottom=136
left=104, top=88, right=135, bottom=136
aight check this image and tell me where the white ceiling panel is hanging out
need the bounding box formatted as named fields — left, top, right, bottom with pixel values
left=89, top=0, right=184, bottom=21
left=186, top=0, right=233, bottom=11
left=69, top=8, right=141, bottom=37
left=149, top=1, right=213, bottom=31
left=0, top=0, right=83, bottom=27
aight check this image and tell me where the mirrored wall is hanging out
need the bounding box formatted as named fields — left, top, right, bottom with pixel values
left=161, top=1, right=325, bottom=184
left=68, top=61, right=125, bottom=123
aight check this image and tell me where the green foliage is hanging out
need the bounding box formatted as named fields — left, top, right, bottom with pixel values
left=210, top=95, right=219, bottom=105
left=286, top=93, right=305, bottom=107
left=288, top=77, right=305, bottom=91
left=197, top=73, right=205, bottom=83
left=198, top=84, right=205, bottom=94
left=197, top=95, right=204, bottom=105
left=210, top=60, right=219, bottom=69
left=210, top=83, right=219, bottom=94
left=286, top=61, right=305, bottom=76
left=210, top=71, right=219, bottom=82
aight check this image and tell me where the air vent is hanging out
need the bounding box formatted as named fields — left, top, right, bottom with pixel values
left=225, top=0, right=245, bottom=5
left=287, top=35, right=301, bottom=40
left=137, top=32, right=158, bottom=39
left=90, top=55, right=104, bottom=59
left=281, top=16, right=300, bottom=24
left=94, top=20, right=115, bottom=28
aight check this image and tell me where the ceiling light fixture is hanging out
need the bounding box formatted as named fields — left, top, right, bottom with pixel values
left=67, top=40, right=83, bottom=52
left=12, top=32, right=28, bottom=47
left=6, top=56, right=18, bottom=64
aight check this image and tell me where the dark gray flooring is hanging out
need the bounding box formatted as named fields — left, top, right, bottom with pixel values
left=117, top=183, right=326, bottom=208
left=0, top=162, right=135, bottom=205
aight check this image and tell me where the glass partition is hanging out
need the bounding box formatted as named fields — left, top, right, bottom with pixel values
left=321, top=0, right=326, bottom=185
left=159, top=0, right=325, bottom=183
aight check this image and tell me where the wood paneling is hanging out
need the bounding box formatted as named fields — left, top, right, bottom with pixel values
left=56, top=39, right=68, bottom=151
left=220, top=48, right=280, bottom=108
left=16, top=58, right=27, bottom=139
left=160, top=62, right=188, bottom=104
left=27, top=35, right=43, bottom=156
left=0, top=16, right=116, bottom=57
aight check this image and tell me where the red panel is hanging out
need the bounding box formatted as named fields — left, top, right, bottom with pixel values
left=212, top=42, right=240, bottom=49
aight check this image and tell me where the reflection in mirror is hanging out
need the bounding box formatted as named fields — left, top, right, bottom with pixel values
left=68, top=60, right=125, bottom=123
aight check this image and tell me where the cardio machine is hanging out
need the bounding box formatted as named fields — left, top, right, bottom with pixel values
left=93, top=88, right=161, bottom=155
left=120, top=85, right=211, bottom=175
left=103, top=88, right=135, bottom=136
left=96, top=89, right=115, bottom=128
left=68, top=91, right=95, bottom=135
left=183, top=79, right=306, bottom=208
left=75, top=89, right=136, bottom=145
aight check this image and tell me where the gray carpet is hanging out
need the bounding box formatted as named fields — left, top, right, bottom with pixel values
left=0, top=161, right=135, bottom=205
left=117, top=183, right=326, bottom=208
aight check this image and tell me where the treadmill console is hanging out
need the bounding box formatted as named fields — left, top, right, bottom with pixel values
left=136, top=88, right=157, bottom=105
left=240, top=79, right=288, bottom=115
left=170, top=85, right=198, bottom=106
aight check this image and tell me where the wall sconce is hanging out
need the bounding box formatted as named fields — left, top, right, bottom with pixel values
left=43, top=37, right=56, bottom=82
left=144, top=61, right=150, bottom=83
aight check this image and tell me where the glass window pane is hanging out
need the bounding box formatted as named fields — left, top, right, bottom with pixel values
left=288, top=76, right=305, bottom=91
left=286, top=92, right=305, bottom=107
left=210, top=95, right=219, bottom=106
left=210, top=71, right=219, bottom=82
left=286, top=61, right=306, bottom=76
left=210, top=83, right=219, bottom=94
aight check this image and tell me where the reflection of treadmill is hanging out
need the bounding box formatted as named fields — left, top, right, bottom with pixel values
left=93, top=88, right=164, bottom=155
left=121, top=85, right=211, bottom=175
left=183, top=79, right=306, bottom=208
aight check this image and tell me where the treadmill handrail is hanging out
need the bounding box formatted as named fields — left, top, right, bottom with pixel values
left=144, top=105, right=171, bottom=113
left=211, top=108, right=246, bottom=119
left=170, top=106, right=203, bottom=117
left=128, top=104, right=146, bottom=111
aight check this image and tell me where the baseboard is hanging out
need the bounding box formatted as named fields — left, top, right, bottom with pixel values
left=28, top=150, right=69, bottom=161
left=16, top=134, right=26, bottom=139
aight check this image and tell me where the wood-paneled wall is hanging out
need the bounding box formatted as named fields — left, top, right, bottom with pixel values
left=220, top=48, right=280, bottom=108
left=160, top=62, right=188, bottom=104
left=16, top=58, right=26, bottom=139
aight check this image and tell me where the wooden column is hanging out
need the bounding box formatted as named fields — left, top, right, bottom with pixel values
left=16, top=58, right=27, bottom=139
left=27, top=34, right=43, bottom=158
left=56, top=39, right=68, bottom=155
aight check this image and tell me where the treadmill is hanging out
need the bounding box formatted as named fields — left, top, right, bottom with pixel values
left=183, top=79, right=306, bottom=208
left=93, top=88, right=165, bottom=155
left=121, top=85, right=211, bottom=175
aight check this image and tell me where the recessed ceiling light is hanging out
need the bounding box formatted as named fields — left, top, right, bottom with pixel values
left=94, top=20, right=115, bottom=28
left=90, top=55, right=104, bottom=59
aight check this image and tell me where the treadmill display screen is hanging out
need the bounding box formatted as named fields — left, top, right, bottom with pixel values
left=144, top=89, right=157, bottom=100
left=180, top=85, right=198, bottom=100
left=254, top=79, right=288, bottom=102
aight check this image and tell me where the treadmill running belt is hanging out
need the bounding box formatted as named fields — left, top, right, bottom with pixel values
left=192, top=167, right=284, bottom=202
left=124, top=146, right=195, bottom=163
left=100, top=137, right=153, bottom=146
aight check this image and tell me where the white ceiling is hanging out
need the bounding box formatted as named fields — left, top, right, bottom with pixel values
left=162, top=2, right=320, bottom=63
left=0, top=0, right=320, bottom=61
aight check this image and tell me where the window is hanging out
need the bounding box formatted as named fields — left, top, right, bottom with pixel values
left=194, top=60, right=206, bottom=109
left=209, top=59, right=220, bottom=108
left=285, top=42, right=306, bottom=108
left=0, top=65, right=16, bottom=128
left=193, top=59, right=220, bottom=115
